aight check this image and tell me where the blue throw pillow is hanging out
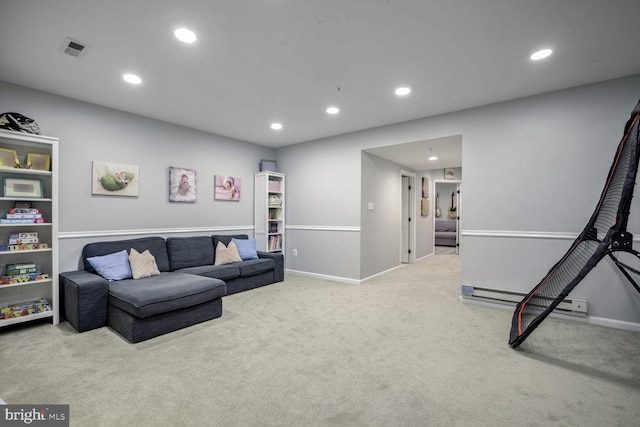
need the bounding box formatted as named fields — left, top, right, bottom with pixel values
left=232, top=238, right=258, bottom=260
left=87, top=250, right=132, bottom=281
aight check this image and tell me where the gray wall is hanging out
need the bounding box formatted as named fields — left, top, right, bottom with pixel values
left=416, top=170, right=435, bottom=260
left=277, top=133, right=363, bottom=281
left=278, top=74, right=640, bottom=324
left=3, top=73, right=640, bottom=325
left=0, top=81, right=275, bottom=271
left=360, top=152, right=409, bottom=279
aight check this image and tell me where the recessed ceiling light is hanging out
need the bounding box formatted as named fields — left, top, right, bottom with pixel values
left=270, top=123, right=283, bottom=130
left=326, top=107, right=340, bottom=114
left=395, top=87, right=411, bottom=96
left=123, top=73, right=142, bottom=85
left=175, top=28, right=197, bottom=44
left=530, top=48, right=553, bottom=61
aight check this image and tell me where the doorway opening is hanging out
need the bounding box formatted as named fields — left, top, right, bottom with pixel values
left=434, top=180, right=461, bottom=255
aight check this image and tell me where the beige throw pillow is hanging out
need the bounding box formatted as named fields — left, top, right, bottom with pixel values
left=129, top=248, right=161, bottom=279
left=214, top=241, right=242, bottom=265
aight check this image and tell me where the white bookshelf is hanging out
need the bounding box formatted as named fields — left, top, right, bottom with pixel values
left=254, top=172, right=285, bottom=253
left=0, top=129, right=58, bottom=327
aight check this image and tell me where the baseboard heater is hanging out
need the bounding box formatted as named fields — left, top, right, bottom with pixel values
left=461, top=285, right=588, bottom=316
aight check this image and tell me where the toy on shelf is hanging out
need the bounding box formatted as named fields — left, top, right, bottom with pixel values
left=0, top=298, right=51, bottom=320
left=0, top=232, right=48, bottom=252
left=1, top=273, right=49, bottom=285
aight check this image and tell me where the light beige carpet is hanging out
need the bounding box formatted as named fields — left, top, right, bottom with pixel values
left=1, top=254, right=639, bottom=426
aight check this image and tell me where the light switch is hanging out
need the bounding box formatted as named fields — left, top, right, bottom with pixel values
left=368, top=202, right=374, bottom=210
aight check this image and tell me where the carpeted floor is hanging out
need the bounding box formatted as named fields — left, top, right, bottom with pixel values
left=1, top=254, right=639, bottom=426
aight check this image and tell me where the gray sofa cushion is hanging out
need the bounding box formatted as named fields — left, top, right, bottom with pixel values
left=108, top=272, right=225, bottom=318
left=82, top=237, right=170, bottom=273
left=167, top=236, right=214, bottom=270
left=238, top=258, right=275, bottom=277
left=435, top=220, right=456, bottom=232
left=174, top=264, right=240, bottom=281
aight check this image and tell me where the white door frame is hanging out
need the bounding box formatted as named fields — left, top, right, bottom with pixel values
left=401, top=171, right=417, bottom=263
left=434, top=179, right=462, bottom=254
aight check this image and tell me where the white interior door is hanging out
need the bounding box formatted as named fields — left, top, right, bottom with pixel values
left=455, top=183, right=461, bottom=255
left=401, top=175, right=410, bottom=263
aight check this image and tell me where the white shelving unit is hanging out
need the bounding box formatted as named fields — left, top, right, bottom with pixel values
left=254, top=172, right=285, bottom=253
left=0, top=129, right=58, bottom=327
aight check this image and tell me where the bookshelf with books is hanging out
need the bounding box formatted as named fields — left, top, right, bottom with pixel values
left=255, top=172, right=285, bottom=253
left=0, top=130, right=58, bottom=327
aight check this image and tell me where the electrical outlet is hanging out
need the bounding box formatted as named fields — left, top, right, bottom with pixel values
left=292, top=249, right=298, bottom=256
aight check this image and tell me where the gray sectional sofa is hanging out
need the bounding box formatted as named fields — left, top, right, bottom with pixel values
left=59, top=234, right=284, bottom=343
left=435, top=220, right=457, bottom=247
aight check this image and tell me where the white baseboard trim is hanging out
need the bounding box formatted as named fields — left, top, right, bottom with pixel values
left=459, top=296, right=640, bottom=332
left=586, top=316, right=640, bottom=332
left=286, top=257, right=433, bottom=285
left=285, top=269, right=361, bottom=285
left=360, top=264, right=404, bottom=283
left=286, top=263, right=406, bottom=285
left=415, top=253, right=434, bottom=262
left=59, top=226, right=254, bottom=239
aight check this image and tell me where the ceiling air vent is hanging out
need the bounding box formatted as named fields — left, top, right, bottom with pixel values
left=60, top=37, right=89, bottom=59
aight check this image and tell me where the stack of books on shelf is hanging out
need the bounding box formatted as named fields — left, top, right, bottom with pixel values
left=1, top=261, right=48, bottom=285
left=0, top=208, right=45, bottom=224
left=268, top=235, right=282, bottom=251
left=269, top=209, right=281, bottom=220
left=0, top=298, right=51, bottom=320
left=0, top=232, right=48, bottom=251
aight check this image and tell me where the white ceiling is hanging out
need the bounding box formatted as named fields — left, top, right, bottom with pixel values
left=1, top=1, right=640, bottom=170
left=365, top=135, right=462, bottom=171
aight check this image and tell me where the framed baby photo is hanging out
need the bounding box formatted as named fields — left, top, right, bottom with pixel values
left=214, top=175, right=241, bottom=201
left=92, top=161, right=139, bottom=197
left=169, top=167, right=197, bottom=203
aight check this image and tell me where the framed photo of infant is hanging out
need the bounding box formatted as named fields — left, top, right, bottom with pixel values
left=169, top=167, right=197, bottom=203
left=214, top=175, right=241, bottom=201
left=92, top=161, right=139, bottom=197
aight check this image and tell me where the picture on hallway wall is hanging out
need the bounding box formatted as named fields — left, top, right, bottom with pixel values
left=92, top=161, right=139, bottom=197
left=169, top=167, right=197, bottom=203
left=422, top=177, right=429, bottom=198
left=214, top=175, right=241, bottom=201
left=421, top=177, right=429, bottom=216
left=444, top=168, right=455, bottom=180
